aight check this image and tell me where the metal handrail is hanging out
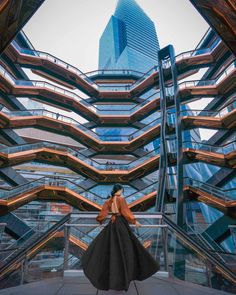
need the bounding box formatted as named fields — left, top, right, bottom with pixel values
left=0, top=214, right=70, bottom=275
left=11, top=37, right=222, bottom=91
left=162, top=215, right=236, bottom=284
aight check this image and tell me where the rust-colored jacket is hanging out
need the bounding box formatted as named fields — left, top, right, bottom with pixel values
left=96, top=195, right=136, bottom=224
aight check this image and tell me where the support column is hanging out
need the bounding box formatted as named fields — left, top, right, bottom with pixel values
left=155, top=45, right=184, bottom=228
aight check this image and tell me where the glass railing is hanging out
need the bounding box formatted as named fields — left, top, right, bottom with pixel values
left=4, top=136, right=235, bottom=171
left=3, top=109, right=100, bottom=139
left=1, top=219, right=58, bottom=263
left=0, top=63, right=160, bottom=117
left=195, top=28, right=213, bottom=50
left=1, top=137, right=234, bottom=171
left=183, top=140, right=236, bottom=154
left=2, top=227, right=35, bottom=252
left=0, top=214, right=71, bottom=287
left=186, top=222, right=228, bottom=255
left=3, top=109, right=161, bottom=141
left=125, top=182, right=158, bottom=203
left=18, top=80, right=88, bottom=101
left=25, top=251, right=66, bottom=282
left=167, top=100, right=236, bottom=126
left=70, top=227, right=94, bottom=245
left=128, top=117, right=161, bottom=139
left=12, top=41, right=156, bottom=93
left=0, top=64, right=88, bottom=101
left=0, top=176, right=47, bottom=200
left=85, top=69, right=144, bottom=78
left=185, top=222, right=226, bottom=258
left=179, top=79, right=215, bottom=89
left=10, top=38, right=224, bottom=95
left=0, top=65, right=15, bottom=84
left=214, top=61, right=236, bottom=85
left=95, top=84, right=131, bottom=91
left=95, top=90, right=160, bottom=115
left=1, top=213, right=236, bottom=292
left=178, top=61, right=236, bottom=90
left=130, top=66, right=158, bottom=90
left=63, top=213, right=236, bottom=292
left=162, top=38, right=221, bottom=69
left=3, top=57, right=234, bottom=120
left=175, top=38, right=221, bottom=63
left=0, top=89, right=160, bottom=117
left=184, top=177, right=236, bottom=201
left=11, top=41, right=98, bottom=89
left=63, top=213, right=166, bottom=273
left=0, top=175, right=159, bottom=206
left=0, top=176, right=106, bottom=204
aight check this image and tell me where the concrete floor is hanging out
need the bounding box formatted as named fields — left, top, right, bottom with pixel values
left=0, top=275, right=232, bottom=295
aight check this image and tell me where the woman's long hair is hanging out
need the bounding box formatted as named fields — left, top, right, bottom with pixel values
left=107, top=183, right=124, bottom=199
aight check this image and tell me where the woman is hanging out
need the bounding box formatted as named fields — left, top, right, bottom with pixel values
left=81, top=184, right=160, bottom=291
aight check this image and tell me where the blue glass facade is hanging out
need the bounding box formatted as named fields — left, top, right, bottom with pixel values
left=98, top=0, right=160, bottom=159
left=99, top=0, right=160, bottom=73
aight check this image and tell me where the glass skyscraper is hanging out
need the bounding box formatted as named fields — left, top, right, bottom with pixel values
left=97, top=0, right=161, bottom=167
left=99, top=0, right=160, bottom=72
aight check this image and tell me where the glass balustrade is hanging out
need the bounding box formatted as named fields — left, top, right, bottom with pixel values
left=125, top=182, right=158, bottom=203
left=62, top=214, right=236, bottom=292
left=167, top=100, right=236, bottom=126
left=1, top=213, right=235, bottom=292
left=3, top=109, right=161, bottom=141
left=3, top=109, right=100, bottom=139
left=161, top=39, right=221, bottom=69
left=1, top=219, right=58, bottom=263
left=12, top=41, right=98, bottom=89
left=1, top=137, right=235, bottom=171
left=130, top=66, right=158, bottom=89
left=85, top=69, right=144, bottom=79
left=184, top=177, right=236, bottom=201
left=93, top=90, right=160, bottom=115
left=0, top=176, right=106, bottom=204
left=178, top=61, right=235, bottom=90
left=183, top=140, right=236, bottom=154
left=1, top=57, right=234, bottom=119
left=11, top=38, right=223, bottom=95
left=0, top=173, right=159, bottom=205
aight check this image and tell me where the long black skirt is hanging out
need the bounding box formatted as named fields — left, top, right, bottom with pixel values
left=81, top=216, right=160, bottom=291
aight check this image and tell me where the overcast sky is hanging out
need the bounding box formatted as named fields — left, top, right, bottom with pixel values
left=23, top=0, right=209, bottom=73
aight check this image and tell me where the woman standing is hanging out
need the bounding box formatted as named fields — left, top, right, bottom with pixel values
left=81, top=184, right=159, bottom=291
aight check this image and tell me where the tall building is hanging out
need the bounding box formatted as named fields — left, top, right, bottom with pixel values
left=99, top=0, right=160, bottom=72
left=98, top=0, right=161, bottom=157
left=0, top=0, right=235, bottom=292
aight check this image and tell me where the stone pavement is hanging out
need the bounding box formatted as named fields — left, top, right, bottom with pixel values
left=0, top=275, right=232, bottom=295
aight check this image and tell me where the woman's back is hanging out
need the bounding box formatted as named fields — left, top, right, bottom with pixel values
left=109, top=195, right=119, bottom=213
left=96, top=195, right=137, bottom=224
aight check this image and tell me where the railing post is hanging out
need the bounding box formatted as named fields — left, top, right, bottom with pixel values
left=20, top=255, right=28, bottom=284
left=63, top=225, right=70, bottom=271
left=162, top=226, right=169, bottom=274
left=23, top=256, right=29, bottom=283
left=20, top=259, right=24, bottom=285
left=206, top=261, right=212, bottom=288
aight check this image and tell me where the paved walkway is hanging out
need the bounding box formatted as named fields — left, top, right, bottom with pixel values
left=0, top=276, right=232, bottom=295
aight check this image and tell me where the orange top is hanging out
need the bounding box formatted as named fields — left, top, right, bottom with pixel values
left=96, top=195, right=136, bottom=224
